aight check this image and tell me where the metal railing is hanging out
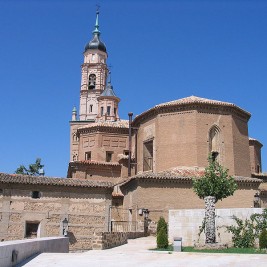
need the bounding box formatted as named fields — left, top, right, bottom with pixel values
left=110, top=221, right=142, bottom=232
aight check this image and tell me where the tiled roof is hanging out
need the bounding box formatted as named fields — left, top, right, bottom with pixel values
left=259, top=183, right=267, bottom=191
left=119, top=167, right=262, bottom=186
left=134, top=95, right=250, bottom=123
left=0, top=173, right=114, bottom=188
left=156, top=96, right=233, bottom=108
left=70, top=160, right=121, bottom=166
left=112, top=192, right=124, bottom=197
left=77, top=120, right=129, bottom=130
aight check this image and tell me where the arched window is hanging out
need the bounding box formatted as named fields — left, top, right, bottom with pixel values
left=209, top=125, right=221, bottom=162
left=73, top=133, right=79, bottom=142
left=88, top=74, right=96, bottom=89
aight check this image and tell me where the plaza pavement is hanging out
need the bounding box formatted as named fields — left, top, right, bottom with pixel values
left=19, top=236, right=267, bottom=267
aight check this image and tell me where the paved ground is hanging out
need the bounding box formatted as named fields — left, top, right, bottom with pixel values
left=19, top=236, right=267, bottom=267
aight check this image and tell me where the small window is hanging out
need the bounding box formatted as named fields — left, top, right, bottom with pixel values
left=73, top=133, right=79, bottom=142
left=85, top=151, right=91, bottom=161
left=114, top=108, right=117, bottom=116
left=107, top=106, right=111, bottom=116
left=25, top=222, right=39, bottom=238
left=31, top=191, right=40, bottom=199
left=123, top=150, right=129, bottom=156
left=106, top=151, right=113, bottom=162
left=90, top=105, right=93, bottom=113
left=101, top=107, right=104, bottom=116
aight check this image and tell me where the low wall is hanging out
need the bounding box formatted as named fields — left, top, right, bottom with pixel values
left=0, top=237, right=69, bottom=267
left=169, top=208, right=262, bottom=246
left=92, top=232, right=144, bottom=250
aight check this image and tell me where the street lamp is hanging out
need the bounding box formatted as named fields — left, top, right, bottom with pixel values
left=62, top=218, right=68, bottom=236
left=254, top=192, right=261, bottom=208
left=142, top=209, right=149, bottom=219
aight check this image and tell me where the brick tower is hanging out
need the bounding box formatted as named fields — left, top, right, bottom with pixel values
left=79, top=10, right=109, bottom=121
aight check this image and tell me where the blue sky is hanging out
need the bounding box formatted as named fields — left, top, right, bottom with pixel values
left=0, top=0, right=266, bottom=177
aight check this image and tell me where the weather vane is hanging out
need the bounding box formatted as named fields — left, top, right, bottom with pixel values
left=96, top=4, right=100, bottom=13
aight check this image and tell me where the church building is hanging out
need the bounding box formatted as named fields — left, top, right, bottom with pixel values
left=0, top=11, right=266, bottom=250
left=66, top=11, right=266, bottom=222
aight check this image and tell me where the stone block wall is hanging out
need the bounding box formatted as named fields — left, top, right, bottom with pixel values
left=0, top=183, right=112, bottom=251
left=92, top=232, right=144, bottom=250
left=168, top=208, right=263, bottom=246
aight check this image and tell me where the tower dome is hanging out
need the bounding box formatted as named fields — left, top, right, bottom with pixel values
left=84, top=11, right=107, bottom=53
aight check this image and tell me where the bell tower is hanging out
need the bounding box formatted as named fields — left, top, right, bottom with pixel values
left=79, top=10, right=108, bottom=121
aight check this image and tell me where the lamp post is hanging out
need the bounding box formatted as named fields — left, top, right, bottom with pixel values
left=138, top=208, right=150, bottom=236
left=62, top=218, right=68, bottom=236
left=254, top=192, right=261, bottom=208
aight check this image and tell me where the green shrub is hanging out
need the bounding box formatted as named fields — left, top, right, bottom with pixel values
left=157, top=217, right=167, bottom=235
left=259, top=228, right=267, bottom=249
left=226, top=216, right=256, bottom=248
left=157, top=227, right=168, bottom=248
left=226, top=209, right=267, bottom=248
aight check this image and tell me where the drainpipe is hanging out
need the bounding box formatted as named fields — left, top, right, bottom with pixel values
left=128, top=112, right=133, bottom=177
left=134, top=128, right=138, bottom=175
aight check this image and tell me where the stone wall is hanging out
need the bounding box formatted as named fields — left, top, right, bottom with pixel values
left=92, top=232, right=144, bottom=250
left=0, top=183, right=112, bottom=251
left=168, top=208, right=263, bottom=246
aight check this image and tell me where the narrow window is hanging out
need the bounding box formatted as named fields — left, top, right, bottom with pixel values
left=31, top=191, right=40, bottom=199
left=85, top=151, right=91, bottom=161
left=90, top=105, right=93, bottom=113
left=209, top=125, right=221, bottom=162
left=107, top=106, right=111, bottom=116
left=88, top=74, right=96, bottom=89
left=143, top=140, right=153, bottom=171
left=101, top=107, right=104, bottom=116
left=73, top=133, right=79, bottom=142
left=114, top=107, right=117, bottom=116
left=106, top=151, right=113, bottom=162
left=25, top=222, right=39, bottom=238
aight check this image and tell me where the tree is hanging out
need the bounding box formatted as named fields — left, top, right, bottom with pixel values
left=15, top=158, right=44, bottom=176
left=156, top=217, right=168, bottom=248
left=157, top=227, right=169, bottom=249
left=193, top=155, right=237, bottom=244
left=157, top=217, right=168, bottom=235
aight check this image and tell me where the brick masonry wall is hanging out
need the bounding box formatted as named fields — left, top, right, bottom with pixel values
left=136, top=109, right=251, bottom=177
left=121, top=179, right=261, bottom=224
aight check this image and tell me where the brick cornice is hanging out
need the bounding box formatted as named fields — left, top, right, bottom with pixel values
left=133, top=98, right=251, bottom=126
